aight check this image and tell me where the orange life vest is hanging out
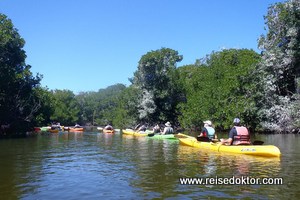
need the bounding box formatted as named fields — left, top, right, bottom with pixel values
left=232, top=126, right=251, bottom=145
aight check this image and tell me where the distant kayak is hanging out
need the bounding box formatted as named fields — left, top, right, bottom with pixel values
left=103, top=129, right=114, bottom=134
left=176, top=133, right=281, bottom=157
left=34, top=127, right=41, bottom=132
left=40, top=126, right=51, bottom=132
left=69, top=127, right=84, bottom=132
left=122, top=129, right=152, bottom=137
left=48, top=129, right=59, bottom=133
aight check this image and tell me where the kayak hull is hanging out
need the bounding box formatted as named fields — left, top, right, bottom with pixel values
left=48, top=129, right=59, bottom=133
left=69, top=127, right=84, bottom=132
left=177, top=133, right=281, bottom=157
left=103, top=129, right=114, bottom=134
left=122, top=129, right=150, bottom=137
left=149, top=134, right=177, bottom=139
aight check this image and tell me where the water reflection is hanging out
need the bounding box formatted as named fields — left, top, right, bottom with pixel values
left=0, top=132, right=299, bottom=199
left=123, top=137, right=181, bottom=199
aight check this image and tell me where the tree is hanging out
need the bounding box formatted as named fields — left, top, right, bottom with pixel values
left=76, top=91, right=99, bottom=125
left=32, top=87, right=55, bottom=126
left=96, top=84, right=126, bottom=126
left=50, top=90, right=80, bottom=125
left=256, top=0, right=300, bottom=132
left=112, top=86, right=139, bottom=128
left=178, top=49, right=260, bottom=130
left=0, top=14, right=42, bottom=135
left=75, top=84, right=127, bottom=126
left=131, top=47, right=183, bottom=124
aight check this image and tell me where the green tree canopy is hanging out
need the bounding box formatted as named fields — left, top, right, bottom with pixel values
left=0, top=14, right=42, bottom=135
left=75, top=84, right=127, bottom=126
left=178, top=49, right=260, bottom=130
left=131, top=47, right=183, bottom=124
left=256, top=0, right=300, bottom=132
left=50, top=89, right=80, bottom=125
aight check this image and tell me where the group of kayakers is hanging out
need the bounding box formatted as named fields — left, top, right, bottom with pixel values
left=94, top=117, right=251, bottom=146
left=198, top=117, right=251, bottom=145
left=135, top=121, right=175, bottom=135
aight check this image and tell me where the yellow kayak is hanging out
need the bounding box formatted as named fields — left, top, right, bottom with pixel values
left=176, top=133, right=281, bottom=157
left=122, top=129, right=151, bottom=137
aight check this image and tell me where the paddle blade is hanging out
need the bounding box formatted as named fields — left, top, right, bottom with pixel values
left=211, top=139, right=219, bottom=143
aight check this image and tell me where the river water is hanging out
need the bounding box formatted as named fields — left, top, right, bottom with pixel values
left=0, top=131, right=299, bottom=199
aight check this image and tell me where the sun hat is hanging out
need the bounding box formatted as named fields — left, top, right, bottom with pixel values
left=165, top=121, right=171, bottom=127
left=233, top=118, right=240, bottom=124
left=203, top=120, right=212, bottom=126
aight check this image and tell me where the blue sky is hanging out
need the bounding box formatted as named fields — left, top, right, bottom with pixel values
left=0, top=0, right=284, bottom=93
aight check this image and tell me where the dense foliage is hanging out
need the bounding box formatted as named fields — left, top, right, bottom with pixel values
left=1, top=0, right=300, bottom=135
left=131, top=48, right=183, bottom=125
left=256, top=0, right=300, bottom=133
left=177, top=49, right=261, bottom=131
left=0, top=14, right=42, bottom=136
left=75, top=84, right=127, bottom=126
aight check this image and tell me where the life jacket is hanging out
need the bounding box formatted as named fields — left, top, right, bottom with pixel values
left=206, top=127, right=215, bottom=139
left=232, top=126, right=251, bottom=145
left=164, top=127, right=174, bottom=134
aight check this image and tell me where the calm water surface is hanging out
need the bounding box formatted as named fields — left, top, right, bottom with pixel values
left=0, top=131, right=299, bottom=199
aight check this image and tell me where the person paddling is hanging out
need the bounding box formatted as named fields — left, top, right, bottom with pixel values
left=162, top=121, right=174, bottom=135
left=153, top=124, right=161, bottom=134
left=136, top=124, right=146, bottom=132
left=198, top=120, right=217, bottom=141
left=104, top=124, right=113, bottom=130
left=220, top=118, right=251, bottom=145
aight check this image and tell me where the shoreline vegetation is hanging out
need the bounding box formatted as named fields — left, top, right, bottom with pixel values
left=1, top=0, right=300, bottom=137
left=1, top=125, right=299, bottom=139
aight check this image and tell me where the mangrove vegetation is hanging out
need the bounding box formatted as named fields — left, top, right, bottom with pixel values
left=1, top=0, right=300, bottom=136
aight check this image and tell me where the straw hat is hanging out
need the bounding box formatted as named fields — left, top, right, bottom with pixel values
left=165, top=121, right=171, bottom=127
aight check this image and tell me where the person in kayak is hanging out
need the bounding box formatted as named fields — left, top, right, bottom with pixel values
left=162, top=121, right=174, bottom=134
left=153, top=124, right=161, bottom=134
left=74, top=123, right=81, bottom=128
left=198, top=120, right=217, bottom=141
left=104, top=124, right=113, bottom=130
left=220, top=118, right=251, bottom=145
left=137, top=124, right=147, bottom=132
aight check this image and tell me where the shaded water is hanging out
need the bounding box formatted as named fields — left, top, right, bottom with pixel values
left=0, top=131, right=299, bottom=199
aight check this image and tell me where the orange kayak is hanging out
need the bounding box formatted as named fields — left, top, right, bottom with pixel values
left=69, top=127, right=84, bottom=132
left=48, top=129, right=59, bottom=133
left=103, top=129, right=114, bottom=134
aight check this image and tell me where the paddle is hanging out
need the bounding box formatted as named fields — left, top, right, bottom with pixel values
left=148, top=133, right=155, bottom=137
left=196, top=136, right=219, bottom=143
left=196, top=136, right=210, bottom=142
left=252, top=140, right=264, bottom=145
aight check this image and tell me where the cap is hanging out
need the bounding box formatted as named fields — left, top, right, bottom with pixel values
left=203, top=120, right=212, bottom=126
left=233, top=118, right=240, bottom=124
